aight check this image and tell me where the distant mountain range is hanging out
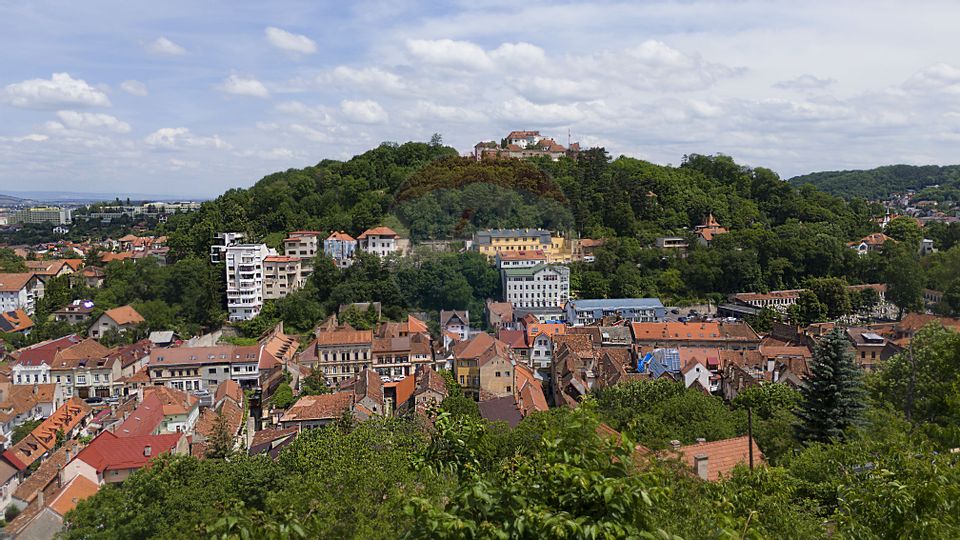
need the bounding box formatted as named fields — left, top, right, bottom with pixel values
left=0, top=190, right=207, bottom=204
left=789, top=164, right=960, bottom=200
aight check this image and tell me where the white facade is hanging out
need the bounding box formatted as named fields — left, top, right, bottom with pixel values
left=210, top=232, right=246, bottom=264
left=503, top=264, right=570, bottom=309
left=225, top=244, right=274, bottom=321
left=359, top=234, right=398, bottom=257
left=0, top=276, right=41, bottom=315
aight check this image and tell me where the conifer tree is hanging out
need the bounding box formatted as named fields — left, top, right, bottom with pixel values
left=796, top=329, right=865, bottom=443
left=205, top=409, right=235, bottom=459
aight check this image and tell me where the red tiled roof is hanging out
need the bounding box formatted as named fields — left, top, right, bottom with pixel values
left=326, top=231, right=356, bottom=242
left=49, top=474, right=99, bottom=517
left=0, top=309, right=33, bottom=333
left=75, top=431, right=183, bottom=473
left=279, top=392, right=353, bottom=423
left=0, top=273, right=34, bottom=293
left=114, top=393, right=163, bottom=437
left=357, top=226, right=398, bottom=239
left=672, top=436, right=765, bottom=481
left=103, top=305, right=145, bottom=326
left=631, top=322, right=759, bottom=343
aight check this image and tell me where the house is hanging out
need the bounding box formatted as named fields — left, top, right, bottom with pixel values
left=524, top=319, right=566, bottom=375
left=88, top=305, right=145, bottom=339
left=473, top=228, right=575, bottom=263
left=495, top=250, right=548, bottom=270
left=278, top=392, right=353, bottom=430
left=2, top=398, right=92, bottom=472
left=10, top=335, right=82, bottom=387
left=47, top=338, right=119, bottom=399
left=453, top=333, right=514, bottom=400
left=117, top=387, right=200, bottom=437
left=80, top=266, right=105, bottom=288
left=192, top=381, right=245, bottom=457
left=357, top=226, right=400, bottom=257
left=514, top=363, right=548, bottom=417
left=0, top=384, right=64, bottom=436
left=0, top=273, right=43, bottom=315
left=282, top=230, right=321, bottom=260
left=53, top=300, right=96, bottom=324
left=478, top=396, right=523, bottom=427
left=324, top=231, right=358, bottom=268
left=631, top=322, right=760, bottom=351
left=440, top=310, right=470, bottom=347
left=249, top=427, right=298, bottom=458
left=669, top=436, right=765, bottom=481
left=107, top=339, right=153, bottom=378
left=10, top=440, right=82, bottom=510
left=695, top=214, right=728, bottom=246
left=225, top=243, right=274, bottom=321
left=0, top=309, right=33, bottom=335
left=845, top=328, right=900, bottom=371
left=210, top=232, right=246, bottom=264
left=147, top=330, right=178, bottom=348
left=351, top=369, right=386, bottom=418
left=148, top=344, right=280, bottom=393
left=63, top=430, right=188, bottom=485
left=566, top=298, right=665, bottom=326
left=413, top=366, right=448, bottom=415
left=655, top=237, right=689, bottom=250
left=849, top=232, right=895, bottom=255
left=550, top=334, right=599, bottom=407
left=262, top=256, right=306, bottom=300
left=486, top=301, right=514, bottom=330
left=502, top=264, right=570, bottom=309
left=299, top=322, right=373, bottom=385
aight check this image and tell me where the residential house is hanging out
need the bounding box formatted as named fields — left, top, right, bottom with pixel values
left=849, top=232, right=895, bottom=255
left=88, top=305, right=145, bottom=338
left=0, top=273, right=43, bottom=315
left=486, top=300, right=514, bottom=330
left=413, top=366, right=448, bottom=415
left=370, top=321, right=433, bottom=379
left=0, top=456, right=18, bottom=513
left=210, top=232, right=246, bottom=264
left=668, top=436, right=765, bottom=481
left=248, top=427, right=298, bottom=459
left=631, top=322, right=760, bottom=352
left=473, top=228, right=575, bottom=263
left=357, top=226, right=400, bottom=257
left=0, top=384, right=64, bottom=437
left=523, top=319, right=566, bottom=375
left=63, top=431, right=188, bottom=485
left=278, top=392, right=353, bottom=430
left=550, top=334, right=599, bottom=407
left=80, top=266, right=105, bottom=288
left=0, top=309, right=33, bottom=335
left=695, top=214, right=728, bottom=246
left=565, top=298, right=665, bottom=326
left=2, top=398, right=92, bottom=473
left=440, top=310, right=470, bottom=348
left=53, top=300, right=96, bottom=325
left=324, top=231, right=358, bottom=268
left=502, top=264, right=570, bottom=309
left=24, top=259, right=80, bottom=278
left=47, top=338, right=118, bottom=399
left=655, top=237, right=689, bottom=250
left=262, top=256, right=305, bottom=300
left=453, top=333, right=514, bottom=400
left=191, top=381, right=245, bottom=457
left=282, top=230, right=321, bottom=260
left=299, top=323, right=373, bottom=385
left=107, top=339, right=153, bottom=379
left=148, top=344, right=280, bottom=393
left=10, top=335, right=82, bottom=387
left=9, top=440, right=81, bottom=511
left=225, top=243, right=274, bottom=321
left=845, top=328, right=900, bottom=371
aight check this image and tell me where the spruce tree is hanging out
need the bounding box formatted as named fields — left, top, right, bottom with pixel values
left=796, top=329, right=865, bottom=444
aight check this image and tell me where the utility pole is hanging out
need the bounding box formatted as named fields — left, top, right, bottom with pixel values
left=747, top=406, right=755, bottom=471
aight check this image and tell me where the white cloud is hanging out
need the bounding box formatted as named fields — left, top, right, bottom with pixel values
left=904, top=63, right=960, bottom=94
left=2, top=73, right=111, bottom=109
left=120, top=80, right=148, bottom=96
left=497, top=98, right=587, bottom=124
left=147, top=37, right=187, bottom=56
left=0, top=134, right=48, bottom=143
left=56, top=110, right=131, bottom=133
left=774, top=74, right=836, bottom=90
left=274, top=101, right=336, bottom=125
left=144, top=127, right=230, bottom=149
left=265, top=27, right=316, bottom=54
left=324, top=66, right=405, bottom=92
left=340, top=99, right=388, bottom=124
left=406, top=39, right=493, bottom=71
left=489, top=42, right=547, bottom=67
left=410, top=100, right=484, bottom=123
left=220, top=75, right=270, bottom=98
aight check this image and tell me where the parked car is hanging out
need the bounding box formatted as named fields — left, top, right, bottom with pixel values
left=84, top=396, right=104, bottom=405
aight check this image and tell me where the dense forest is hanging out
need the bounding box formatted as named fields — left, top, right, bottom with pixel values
left=61, top=325, right=960, bottom=539
left=790, top=164, right=960, bottom=201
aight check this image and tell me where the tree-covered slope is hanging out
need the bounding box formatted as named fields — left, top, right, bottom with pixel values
left=789, top=164, right=960, bottom=200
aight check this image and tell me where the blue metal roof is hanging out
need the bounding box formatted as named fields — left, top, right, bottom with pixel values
left=570, top=298, right=664, bottom=310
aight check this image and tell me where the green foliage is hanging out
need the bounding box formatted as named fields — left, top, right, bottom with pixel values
left=805, top=276, right=851, bottom=319
left=884, top=243, right=925, bottom=318
left=0, top=248, right=26, bottom=272
left=271, top=383, right=295, bottom=409
left=796, top=330, right=866, bottom=444
left=789, top=290, right=828, bottom=326
left=789, top=163, right=960, bottom=200
left=4, top=504, right=20, bottom=522
left=11, top=419, right=42, bottom=444
left=299, top=370, right=331, bottom=396
left=205, top=410, right=236, bottom=459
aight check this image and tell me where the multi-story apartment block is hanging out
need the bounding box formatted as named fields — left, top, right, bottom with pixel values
left=225, top=243, right=274, bottom=321
left=503, top=264, right=570, bottom=309
left=565, top=298, right=665, bottom=326
left=283, top=230, right=321, bottom=274
left=14, top=206, right=72, bottom=225
left=299, top=325, right=374, bottom=385
left=262, top=256, right=305, bottom=300
left=357, top=227, right=399, bottom=258
left=0, top=273, right=43, bottom=316
left=210, top=232, right=246, bottom=264
left=324, top=231, right=358, bottom=268
left=453, top=333, right=514, bottom=400
left=148, top=345, right=278, bottom=393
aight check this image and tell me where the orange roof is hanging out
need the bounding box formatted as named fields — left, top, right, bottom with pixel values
left=118, top=234, right=138, bottom=242
left=313, top=328, right=373, bottom=346
left=0, top=309, right=33, bottom=333
left=525, top=322, right=566, bottom=341
left=498, top=250, right=547, bottom=261
left=631, top=322, right=759, bottom=343
left=673, top=436, right=765, bottom=481
left=101, top=252, right=133, bottom=262
left=103, top=305, right=145, bottom=326
left=142, top=386, right=199, bottom=416
left=326, top=231, right=356, bottom=242
left=357, top=226, right=398, bottom=239
left=858, top=232, right=894, bottom=246
left=279, top=392, right=353, bottom=423
left=515, top=364, right=548, bottom=414
left=407, top=314, right=429, bottom=334
left=386, top=374, right=417, bottom=407
left=215, top=379, right=244, bottom=406
left=0, top=273, right=34, bottom=293
left=49, top=475, right=100, bottom=516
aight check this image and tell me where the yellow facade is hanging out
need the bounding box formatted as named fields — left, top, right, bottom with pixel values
left=477, top=234, right=575, bottom=263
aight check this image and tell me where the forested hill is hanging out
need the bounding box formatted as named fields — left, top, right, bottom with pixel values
left=163, top=141, right=876, bottom=260
left=789, top=164, right=960, bottom=200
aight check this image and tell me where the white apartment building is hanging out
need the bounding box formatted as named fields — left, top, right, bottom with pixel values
left=210, top=232, right=246, bottom=264
left=225, top=244, right=274, bottom=321
left=503, top=264, right=570, bottom=309
left=0, top=273, right=43, bottom=315
left=263, top=256, right=305, bottom=300
left=357, top=227, right=399, bottom=257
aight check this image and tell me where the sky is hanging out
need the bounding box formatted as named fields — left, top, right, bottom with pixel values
left=2, top=0, right=960, bottom=198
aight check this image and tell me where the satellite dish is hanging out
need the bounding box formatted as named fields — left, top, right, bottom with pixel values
left=82, top=301, right=95, bottom=309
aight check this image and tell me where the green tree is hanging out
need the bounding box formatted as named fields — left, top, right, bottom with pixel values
left=806, top=277, right=851, bottom=319
left=788, top=290, right=827, bottom=326
left=205, top=409, right=236, bottom=459
left=271, top=383, right=295, bottom=409
left=11, top=419, right=42, bottom=444
left=796, top=329, right=865, bottom=444
left=300, top=370, right=332, bottom=396
left=0, top=248, right=26, bottom=272
left=885, top=244, right=924, bottom=319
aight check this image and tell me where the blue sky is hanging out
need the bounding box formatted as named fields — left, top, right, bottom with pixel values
left=2, top=0, right=960, bottom=197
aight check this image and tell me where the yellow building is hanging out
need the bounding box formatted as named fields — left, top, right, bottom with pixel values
left=473, top=228, right=576, bottom=263
left=452, top=333, right=513, bottom=400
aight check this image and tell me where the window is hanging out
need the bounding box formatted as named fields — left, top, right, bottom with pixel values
left=77, top=375, right=86, bottom=385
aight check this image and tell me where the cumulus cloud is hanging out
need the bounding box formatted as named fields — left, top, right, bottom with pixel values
left=323, top=66, right=405, bottom=92
left=497, top=98, right=587, bottom=124
left=147, top=37, right=187, bottom=56
left=56, top=110, right=131, bottom=133
left=144, top=127, right=230, bottom=149
left=220, top=75, right=270, bottom=98
left=406, top=39, right=493, bottom=71
left=120, top=80, right=148, bottom=96
left=340, top=99, right=388, bottom=124
left=904, top=63, right=960, bottom=93
left=0, top=134, right=48, bottom=143
left=2, top=73, right=111, bottom=109
left=265, top=27, right=316, bottom=54
left=410, top=100, right=484, bottom=123
left=774, top=74, right=837, bottom=90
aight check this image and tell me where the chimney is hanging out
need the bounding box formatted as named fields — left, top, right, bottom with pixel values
left=143, top=445, right=152, bottom=457
left=670, top=439, right=681, bottom=450
left=37, top=490, right=44, bottom=507
left=57, top=464, right=63, bottom=488
left=694, top=454, right=709, bottom=480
